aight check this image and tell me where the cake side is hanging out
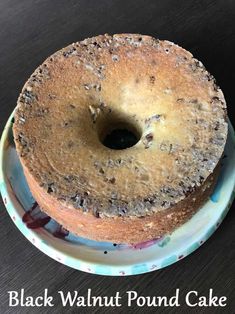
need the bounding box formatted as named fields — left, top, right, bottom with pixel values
left=21, top=158, right=220, bottom=243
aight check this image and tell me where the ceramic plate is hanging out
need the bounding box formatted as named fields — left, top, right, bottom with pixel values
left=1, top=112, right=235, bottom=276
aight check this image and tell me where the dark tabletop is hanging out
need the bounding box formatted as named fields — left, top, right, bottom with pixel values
left=0, top=1, right=235, bottom=313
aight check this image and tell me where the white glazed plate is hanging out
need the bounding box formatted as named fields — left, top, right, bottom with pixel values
left=1, top=112, right=235, bottom=276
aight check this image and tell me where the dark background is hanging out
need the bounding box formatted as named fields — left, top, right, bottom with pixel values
left=0, top=0, right=235, bottom=313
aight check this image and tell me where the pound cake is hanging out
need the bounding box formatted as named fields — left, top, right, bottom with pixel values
left=13, top=34, right=228, bottom=243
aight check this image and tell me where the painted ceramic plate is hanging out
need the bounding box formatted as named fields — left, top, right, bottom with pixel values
left=1, top=112, right=235, bottom=276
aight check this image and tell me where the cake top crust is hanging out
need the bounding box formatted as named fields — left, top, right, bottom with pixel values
left=13, top=34, right=228, bottom=218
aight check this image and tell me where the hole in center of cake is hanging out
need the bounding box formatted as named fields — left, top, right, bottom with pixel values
left=99, top=120, right=141, bottom=150
left=103, top=128, right=138, bottom=149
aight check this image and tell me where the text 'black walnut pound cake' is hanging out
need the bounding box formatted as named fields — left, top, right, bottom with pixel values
left=13, top=34, right=228, bottom=243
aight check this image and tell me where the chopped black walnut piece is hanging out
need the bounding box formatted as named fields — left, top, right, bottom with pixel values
left=143, top=133, right=153, bottom=149
left=150, top=75, right=155, bottom=84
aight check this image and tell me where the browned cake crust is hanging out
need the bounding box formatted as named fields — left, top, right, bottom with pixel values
left=13, top=34, right=227, bottom=243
